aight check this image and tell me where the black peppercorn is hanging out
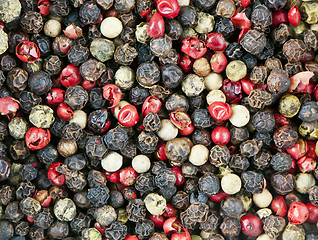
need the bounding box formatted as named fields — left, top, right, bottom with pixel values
left=47, top=221, right=69, bottom=239
left=87, top=109, right=109, bottom=134
left=274, top=125, right=298, bottom=149
left=0, top=159, right=11, bottom=181
left=178, top=6, right=199, bottom=28
left=150, top=34, right=172, bottom=58
left=0, top=185, right=14, bottom=205
left=220, top=217, right=241, bottom=238
left=241, top=171, right=265, bottom=194
left=191, top=109, right=213, bottom=129
left=114, top=44, right=138, bottom=66
left=270, top=152, right=292, bottom=172
left=220, top=197, right=244, bottom=218
left=165, top=19, right=183, bottom=40
left=126, top=199, right=146, bottom=222
left=162, top=64, right=183, bottom=89
left=87, top=185, right=109, bottom=207
left=166, top=93, right=189, bottom=112
left=104, top=127, right=128, bottom=151
left=15, top=221, right=29, bottom=236
left=137, top=131, right=159, bottom=154
left=63, top=123, right=83, bottom=142
left=143, top=113, right=161, bottom=132
left=229, top=154, right=250, bottom=172
left=70, top=212, right=91, bottom=234
left=28, top=71, right=52, bottom=96
left=136, top=61, right=160, bottom=88
left=198, top=172, right=220, bottom=196
left=214, top=17, right=235, bottom=39
left=137, top=44, right=155, bottom=64
left=79, top=1, right=100, bottom=25
left=105, top=221, right=128, bottom=240
left=68, top=44, right=90, bottom=66
left=43, top=55, right=63, bottom=76
left=33, top=209, right=53, bottom=229
left=37, top=144, right=58, bottom=165
left=5, top=201, right=24, bottom=223
left=16, top=181, right=36, bottom=200
left=20, top=11, right=43, bottom=33
left=6, top=68, right=28, bottom=92
left=271, top=172, right=295, bottom=195
left=192, top=129, right=212, bottom=147
left=209, top=145, right=230, bottom=167
left=0, top=220, right=14, bottom=240
left=1, top=54, right=16, bottom=72
left=19, top=164, right=37, bottom=181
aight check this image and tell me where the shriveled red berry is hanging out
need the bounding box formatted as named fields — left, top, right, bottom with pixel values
left=142, top=96, right=162, bottom=116
left=306, top=141, right=318, bottom=160
left=46, top=88, right=65, bottom=106
left=241, top=214, right=263, bottom=237
left=57, top=103, right=74, bottom=121
left=102, top=84, right=122, bottom=108
left=63, top=24, right=83, bottom=39
left=286, top=139, right=308, bottom=160
left=16, top=41, right=40, bottom=63
left=297, top=156, right=316, bottom=173
left=37, top=0, right=51, bottom=16
left=147, top=12, right=165, bottom=38
left=178, top=54, right=193, bottom=73
left=206, top=33, right=226, bottom=51
left=170, top=111, right=191, bottom=130
left=119, top=167, right=138, bottom=186
left=60, top=65, right=82, bottom=87
left=25, top=127, right=51, bottom=150
left=271, top=196, right=287, bottom=217
left=47, top=162, right=65, bottom=186
left=288, top=202, right=309, bottom=225
left=0, top=97, right=19, bottom=119
left=171, top=167, right=185, bottom=186
left=181, top=37, right=207, bottom=59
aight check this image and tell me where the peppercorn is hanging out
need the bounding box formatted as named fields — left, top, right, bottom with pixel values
left=274, top=125, right=298, bottom=149
left=87, top=109, right=109, bottom=133
left=57, top=138, right=78, bottom=158
left=0, top=220, right=14, bottom=240
left=82, top=228, right=102, bottom=240
left=271, top=172, right=295, bottom=195
left=241, top=171, right=265, bottom=194
left=229, top=154, right=249, bottom=174
left=221, top=196, right=244, bottom=218
left=209, top=145, right=230, bottom=167
left=182, top=74, right=205, bottom=97
left=15, top=221, right=29, bottom=236
left=198, top=172, right=220, bottom=196
left=150, top=34, right=172, bottom=58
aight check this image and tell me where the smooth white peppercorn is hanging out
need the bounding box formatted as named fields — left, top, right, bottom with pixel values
left=115, top=66, right=135, bottom=90
left=189, top=144, right=209, bottom=166
left=206, top=90, right=226, bottom=105
left=257, top=233, right=273, bottom=240
left=132, top=155, right=151, bottom=173
left=295, top=173, right=316, bottom=194
left=182, top=74, right=205, bottom=97
left=44, top=19, right=61, bottom=37
left=204, top=73, right=223, bottom=91
left=101, top=151, right=123, bottom=172
left=144, top=193, right=167, bottom=216
left=226, top=60, right=247, bottom=81
left=229, top=104, right=250, bottom=127
left=70, top=110, right=87, bottom=129
left=8, top=117, right=29, bottom=139
left=221, top=173, right=241, bottom=195
left=100, top=17, right=123, bottom=38
left=253, top=189, right=273, bottom=208
left=157, top=119, right=179, bottom=141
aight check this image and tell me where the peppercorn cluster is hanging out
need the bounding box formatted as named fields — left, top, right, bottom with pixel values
left=0, top=0, right=318, bottom=239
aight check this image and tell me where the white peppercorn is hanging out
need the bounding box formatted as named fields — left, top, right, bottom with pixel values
left=54, top=198, right=76, bottom=222
left=189, top=144, right=209, bottom=166
left=204, top=73, right=223, bottom=91
left=90, top=38, right=115, bottom=62
left=115, top=66, right=135, bottom=90
left=94, top=205, right=117, bottom=226
left=177, top=0, right=190, bottom=6
left=136, top=22, right=150, bottom=44
left=194, top=12, right=214, bottom=34
left=57, top=139, right=78, bottom=158
left=0, top=29, right=8, bottom=55
left=182, top=74, right=205, bottom=97
left=70, top=110, right=87, bottom=129
left=229, top=105, right=250, bottom=127
left=8, top=117, right=29, bottom=139
left=100, top=17, right=123, bottom=38
left=144, top=193, right=167, bottom=216
left=206, top=90, right=226, bottom=105
left=157, top=119, right=179, bottom=141
left=256, top=208, right=272, bottom=220
left=226, top=60, right=247, bottom=82
left=253, top=189, right=273, bottom=208
left=44, top=19, right=61, bottom=37
left=82, top=228, right=102, bottom=240
left=256, top=233, right=272, bottom=240
left=221, top=173, right=241, bottom=195
left=132, top=155, right=151, bottom=173
left=29, top=105, right=55, bottom=129
left=295, top=173, right=316, bottom=194
left=0, top=0, right=21, bottom=23
left=102, top=151, right=123, bottom=172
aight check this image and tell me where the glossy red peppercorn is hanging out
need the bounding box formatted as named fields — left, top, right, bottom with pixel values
left=149, top=214, right=165, bottom=228
left=163, top=203, right=178, bottom=218
left=118, top=104, right=139, bottom=127
left=286, top=139, right=308, bottom=160
left=94, top=222, right=106, bottom=235
left=119, top=167, right=138, bottom=186
left=287, top=159, right=296, bottom=173
left=47, top=162, right=66, bottom=186
left=16, top=41, right=40, bottom=63
left=209, top=190, right=231, bottom=202
left=306, top=141, right=318, bottom=160
left=82, top=79, right=97, bottom=90
left=37, top=0, right=51, bottom=16
left=155, top=142, right=168, bottom=161
left=181, top=37, right=207, bottom=59
left=142, top=96, right=162, bottom=116
left=171, top=168, right=185, bottom=186
left=0, top=97, right=19, bottom=119
left=288, top=202, right=309, bottom=225
left=210, top=52, right=227, bottom=73
left=222, top=79, right=242, bottom=103
left=170, top=111, right=191, bottom=130
left=288, top=5, right=301, bottom=26
left=231, top=10, right=252, bottom=29
left=208, top=102, right=232, bottom=121
left=125, top=235, right=139, bottom=240
left=63, top=24, right=83, bottom=39
left=306, top=203, right=318, bottom=223
left=274, top=112, right=291, bottom=127
left=178, top=54, right=193, bottom=73
left=240, top=78, right=256, bottom=95
left=179, top=123, right=194, bottom=136
left=241, top=214, right=263, bottom=237
left=157, top=0, right=180, bottom=18
left=272, top=9, right=288, bottom=28
left=104, top=171, right=120, bottom=183
left=271, top=196, right=287, bottom=217
left=212, top=126, right=231, bottom=146
left=171, top=231, right=191, bottom=240
left=25, top=127, right=51, bottom=150
left=60, top=65, right=82, bottom=87
left=240, top=0, right=250, bottom=7
left=163, top=217, right=184, bottom=235
left=46, top=88, right=65, bottom=106
left=102, top=84, right=122, bottom=108
left=206, top=33, right=226, bottom=51
left=147, top=12, right=165, bottom=38
left=297, top=156, right=316, bottom=173
left=57, top=102, right=74, bottom=121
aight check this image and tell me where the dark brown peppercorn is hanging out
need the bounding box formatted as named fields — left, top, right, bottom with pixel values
left=283, top=39, right=307, bottom=62
left=143, top=113, right=161, bottom=132
left=198, top=172, right=220, bottom=196
left=248, top=88, right=273, bottom=109
left=0, top=159, right=11, bottom=181
left=16, top=181, right=36, bottom=200
left=63, top=123, right=83, bottom=141
left=263, top=215, right=286, bottom=239
left=79, top=1, right=101, bottom=25
left=230, top=127, right=249, bottom=145
left=15, top=221, right=30, bottom=236
left=241, top=171, right=265, bottom=194
left=0, top=185, right=14, bottom=205
left=221, top=197, right=244, bottom=218
left=137, top=131, right=159, bottom=154
left=229, top=154, right=250, bottom=172
left=79, top=59, right=106, bottom=81
left=309, top=186, right=318, bottom=206
left=192, top=129, right=212, bottom=147
left=172, top=191, right=190, bottom=209
left=5, top=201, right=24, bottom=223
left=136, top=61, right=160, bottom=88
left=240, top=138, right=263, bottom=158
left=220, top=217, right=241, bottom=238
left=34, top=209, right=53, bottom=229
left=251, top=4, right=272, bottom=29
left=1, top=54, right=16, bottom=72
left=271, top=23, right=292, bottom=46
left=252, top=110, right=275, bottom=133
left=6, top=68, right=28, bottom=92
left=165, top=137, right=192, bottom=163
left=178, top=6, right=199, bottom=28
left=165, top=93, right=189, bottom=112
left=114, top=44, right=138, bottom=66
left=104, top=127, right=128, bottom=151
left=209, top=145, right=230, bottom=167
left=265, top=57, right=283, bottom=70
left=68, top=44, right=90, bottom=66
left=271, top=172, right=295, bottom=195
left=274, top=125, right=298, bottom=149
left=0, top=121, right=8, bottom=141
left=114, top=0, right=135, bottom=13
left=253, top=150, right=271, bottom=170
left=240, top=30, right=267, bottom=55
left=150, top=34, right=172, bottom=58
left=47, top=221, right=69, bottom=239
left=20, top=11, right=43, bottom=33
left=250, top=66, right=268, bottom=85
left=181, top=202, right=209, bottom=229
left=267, top=69, right=290, bottom=94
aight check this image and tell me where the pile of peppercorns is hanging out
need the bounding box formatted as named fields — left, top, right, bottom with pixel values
left=0, top=0, right=318, bottom=239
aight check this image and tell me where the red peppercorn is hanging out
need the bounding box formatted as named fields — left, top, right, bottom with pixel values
left=125, top=235, right=139, bottom=240
left=274, top=112, right=291, bottom=127
left=47, top=162, right=66, bottom=186
left=210, top=52, right=227, bottom=73
left=118, top=104, right=139, bottom=127
left=179, top=123, right=194, bottom=136
left=241, top=214, right=263, bottom=237
left=163, top=217, right=183, bottom=235
left=25, top=127, right=51, bottom=150
left=286, top=139, right=308, bottom=160
left=170, top=111, right=191, bottom=130
left=157, top=0, right=180, bottom=18
left=181, top=37, right=207, bottom=59
left=142, top=96, right=162, bottom=116
left=0, top=22, right=4, bottom=30
left=57, top=102, right=74, bottom=121
left=306, top=141, right=318, bottom=160
left=287, top=159, right=296, bottom=173
left=27, top=216, right=34, bottom=224
left=60, top=65, right=82, bottom=87
left=119, top=167, right=138, bottom=186
left=37, top=0, right=51, bottom=15
left=102, top=84, right=122, bottom=108
left=306, top=203, right=318, bottom=223
left=206, top=33, right=226, bottom=51
left=209, top=190, right=231, bottom=202
left=231, top=10, right=252, bottom=29
left=171, top=167, right=185, bottom=186
left=104, top=171, right=120, bottom=183
left=149, top=214, right=165, bottom=228
left=34, top=190, right=52, bottom=207
left=147, top=12, right=165, bottom=38
left=82, top=79, right=97, bottom=90
left=288, top=202, right=309, bottom=225
left=163, top=203, right=178, bottom=218
left=178, top=54, right=193, bottom=73
left=94, top=222, right=106, bottom=235
left=240, top=78, right=256, bottom=95
left=212, top=126, right=231, bottom=146
left=16, top=41, right=40, bottom=63
left=0, top=97, right=19, bottom=119
left=63, top=24, right=83, bottom=39
left=272, top=9, right=288, bottom=28
left=171, top=231, right=191, bottom=240
left=46, top=88, right=65, bottom=106
left=271, top=196, right=287, bottom=217
left=222, top=79, right=242, bottom=103
left=288, top=5, right=301, bottom=26
left=155, top=142, right=168, bottom=161
left=208, top=102, right=232, bottom=121
left=297, top=156, right=316, bottom=173
left=240, top=0, right=250, bottom=7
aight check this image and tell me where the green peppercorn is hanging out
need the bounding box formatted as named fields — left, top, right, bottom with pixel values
left=8, top=117, right=29, bottom=139
left=90, top=38, right=115, bottom=62
left=29, top=105, right=55, bottom=128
